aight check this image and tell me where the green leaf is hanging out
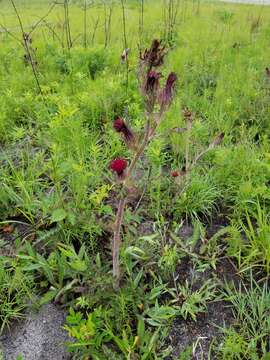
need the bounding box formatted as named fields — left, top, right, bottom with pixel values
left=51, top=208, right=67, bottom=223
left=21, top=263, right=42, bottom=271
left=39, top=289, right=58, bottom=306
left=70, top=260, right=87, bottom=272
left=137, top=316, right=145, bottom=339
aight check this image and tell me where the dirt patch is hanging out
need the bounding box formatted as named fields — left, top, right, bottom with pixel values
left=165, top=258, right=237, bottom=359
left=167, top=300, right=234, bottom=358
left=0, top=222, right=32, bottom=257
left=165, top=220, right=239, bottom=358
left=0, top=303, right=71, bottom=360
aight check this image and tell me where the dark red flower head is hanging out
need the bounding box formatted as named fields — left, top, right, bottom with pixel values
left=110, top=158, right=128, bottom=177
left=171, top=170, right=180, bottom=178
left=158, top=72, right=177, bottom=110
left=142, top=70, right=162, bottom=112
left=113, top=118, right=125, bottom=132
left=145, top=70, right=162, bottom=94
left=113, top=117, right=134, bottom=142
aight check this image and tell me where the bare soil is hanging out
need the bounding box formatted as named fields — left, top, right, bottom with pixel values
left=0, top=303, right=71, bottom=360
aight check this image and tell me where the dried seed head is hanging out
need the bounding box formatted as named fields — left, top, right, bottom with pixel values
left=110, top=158, right=128, bottom=178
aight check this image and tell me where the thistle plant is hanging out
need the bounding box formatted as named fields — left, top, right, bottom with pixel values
left=109, top=40, right=177, bottom=284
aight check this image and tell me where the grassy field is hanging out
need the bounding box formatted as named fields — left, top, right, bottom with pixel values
left=1, top=0, right=270, bottom=358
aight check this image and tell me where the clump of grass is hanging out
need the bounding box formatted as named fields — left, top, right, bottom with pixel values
left=220, top=276, right=270, bottom=358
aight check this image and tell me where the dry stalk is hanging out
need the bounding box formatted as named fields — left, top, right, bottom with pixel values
left=120, top=0, right=129, bottom=92
left=10, top=0, right=43, bottom=97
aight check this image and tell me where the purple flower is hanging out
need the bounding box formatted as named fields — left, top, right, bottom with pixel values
left=113, top=117, right=134, bottom=142
left=158, top=72, right=177, bottom=110
left=110, top=158, right=128, bottom=178
left=144, top=70, right=162, bottom=94
left=140, top=39, right=166, bottom=69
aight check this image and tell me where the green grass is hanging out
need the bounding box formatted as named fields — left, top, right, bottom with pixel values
left=1, top=0, right=270, bottom=358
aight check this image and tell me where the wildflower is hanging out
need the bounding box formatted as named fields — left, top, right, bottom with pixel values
left=113, top=117, right=134, bottom=143
left=171, top=170, right=180, bottom=178
left=110, top=158, right=128, bottom=178
left=140, top=39, right=166, bottom=69
left=144, top=70, right=162, bottom=94
left=142, top=70, right=162, bottom=111
left=158, top=72, right=177, bottom=110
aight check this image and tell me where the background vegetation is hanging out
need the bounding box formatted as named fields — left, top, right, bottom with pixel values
left=0, top=0, right=270, bottom=358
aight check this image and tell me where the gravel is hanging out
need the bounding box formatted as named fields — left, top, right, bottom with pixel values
left=0, top=303, right=72, bottom=360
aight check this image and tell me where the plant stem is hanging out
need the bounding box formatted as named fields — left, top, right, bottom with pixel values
left=64, top=0, right=72, bottom=50
left=120, top=0, right=129, bottom=92
left=113, top=197, right=126, bottom=283
left=139, top=0, right=144, bottom=47
left=83, top=0, right=87, bottom=48
left=10, top=0, right=43, bottom=97
left=185, top=120, right=192, bottom=173
left=113, top=115, right=152, bottom=284
left=125, top=116, right=151, bottom=179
